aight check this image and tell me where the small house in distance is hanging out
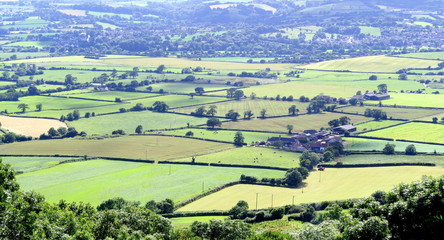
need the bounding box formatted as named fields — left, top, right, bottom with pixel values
left=333, top=125, right=357, bottom=134
left=364, top=93, right=390, bottom=101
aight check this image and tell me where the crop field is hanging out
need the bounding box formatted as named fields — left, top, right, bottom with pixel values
left=4, top=41, right=53, bottom=49
left=1, top=156, right=76, bottom=173
left=0, top=51, right=49, bottom=60
left=0, top=115, right=66, bottom=137
left=9, top=55, right=295, bottom=71
left=221, top=113, right=371, bottom=133
left=400, top=51, right=444, bottom=60
left=16, top=160, right=285, bottom=205
left=339, top=106, right=444, bottom=120
left=343, top=137, right=444, bottom=153
left=171, top=216, right=228, bottom=228
left=355, top=120, right=405, bottom=132
left=25, top=69, right=118, bottom=83
left=359, top=26, right=381, bottom=36
left=239, top=81, right=366, bottom=98
left=331, top=154, right=444, bottom=167
left=61, top=91, right=157, bottom=101
left=129, top=94, right=227, bottom=108
left=296, top=70, right=397, bottom=82
left=380, top=93, right=444, bottom=108
left=19, top=104, right=128, bottom=119
left=301, top=55, right=441, bottom=73
left=161, top=128, right=282, bottom=143
left=199, top=57, right=275, bottom=63
left=1, top=95, right=109, bottom=113
left=0, top=84, right=62, bottom=94
left=0, top=135, right=233, bottom=161
left=178, top=166, right=444, bottom=211
left=68, top=111, right=209, bottom=135
left=361, top=122, right=444, bottom=144
left=0, top=81, right=14, bottom=86
left=136, top=82, right=229, bottom=94
left=174, top=100, right=310, bottom=117
left=173, top=146, right=301, bottom=169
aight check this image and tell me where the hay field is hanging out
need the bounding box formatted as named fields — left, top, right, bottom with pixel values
left=0, top=136, right=233, bottom=161
left=0, top=115, right=66, bottom=137
left=339, top=106, right=443, bottom=120
left=302, top=55, right=441, bottom=73
left=17, top=160, right=285, bottom=205
left=178, top=166, right=444, bottom=211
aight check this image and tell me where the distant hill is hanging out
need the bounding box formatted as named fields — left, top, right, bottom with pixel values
left=299, top=1, right=379, bottom=15
left=369, top=0, right=444, bottom=10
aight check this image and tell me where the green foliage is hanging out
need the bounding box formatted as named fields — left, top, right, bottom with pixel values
left=405, top=144, right=417, bottom=155
left=382, top=143, right=396, bottom=155
left=299, top=151, right=320, bottom=170
left=234, top=131, right=245, bottom=146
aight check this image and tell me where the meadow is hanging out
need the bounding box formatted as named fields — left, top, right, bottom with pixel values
left=355, top=120, right=405, bottom=132
left=400, top=51, right=444, bottom=60
left=16, top=160, right=286, bottom=205
left=0, top=51, right=49, bottom=60
left=161, top=128, right=282, bottom=143
left=343, top=137, right=444, bottom=153
left=1, top=156, right=77, bottom=173
left=136, top=82, right=229, bottom=94
left=68, top=111, right=209, bottom=135
left=359, top=26, right=381, bottom=36
left=4, top=41, right=53, bottom=49
left=171, top=216, right=228, bottom=228
left=221, top=112, right=371, bottom=133
left=301, top=55, right=441, bottom=73
left=361, top=122, right=444, bottom=144
left=331, top=154, right=444, bottom=167
left=174, top=100, right=310, bottom=117
left=339, top=105, right=444, bottom=120
left=381, top=93, right=444, bottom=108
left=61, top=91, right=157, bottom=101
left=178, top=166, right=444, bottom=211
left=0, top=135, right=233, bottom=161
left=173, top=146, right=301, bottom=169
left=0, top=115, right=66, bottom=137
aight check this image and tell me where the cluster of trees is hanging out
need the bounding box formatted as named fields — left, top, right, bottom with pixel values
left=0, top=131, right=32, bottom=144
left=328, top=116, right=351, bottom=128
left=226, top=88, right=245, bottom=100
left=228, top=201, right=284, bottom=223
left=59, top=110, right=81, bottom=121
left=241, top=167, right=309, bottom=188
left=40, top=127, right=82, bottom=140
left=125, top=101, right=169, bottom=113
left=307, top=100, right=326, bottom=114
left=191, top=105, right=217, bottom=117
left=383, top=143, right=417, bottom=155
left=364, top=108, right=388, bottom=120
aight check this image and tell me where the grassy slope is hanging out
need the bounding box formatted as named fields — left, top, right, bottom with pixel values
left=344, top=137, right=444, bottom=153
left=17, top=160, right=285, bottom=205
left=178, top=166, right=444, bottom=211
left=339, top=106, right=444, bottom=120
left=1, top=156, right=75, bottom=173
left=333, top=154, right=444, bottom=167
left=162, top=128, right=282, bottom=143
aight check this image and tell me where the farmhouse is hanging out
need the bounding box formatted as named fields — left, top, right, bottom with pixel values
left=364, top=93, right=390, bottom=101
left=267, top=137, right=305, bottom=150
left=333, top=125, right=357, bottom=134
left=267, top=130, right=343, bottom=152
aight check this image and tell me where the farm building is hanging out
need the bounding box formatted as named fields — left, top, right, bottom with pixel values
left=267, top=131, right=343, bottom=152
left=364, top=93, right=390, bottom=101
left=333, top=125, right=357, bottom=134
left=267, top=137, right=305, bottom=151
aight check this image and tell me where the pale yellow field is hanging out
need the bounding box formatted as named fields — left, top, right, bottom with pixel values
left=302, top=55, right=441, bottom=73
left=0, top=115, right=66, bottom=137
left=178, top=166, right=444, bottom=211
left=9, top=56, right=295, bottom=71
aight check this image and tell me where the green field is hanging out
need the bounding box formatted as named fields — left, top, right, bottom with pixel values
left=173, top=146, right=301, bottom=169
left=414, top=21, right=433, bottom=27
left=0, top=156, right=77, bottom=173
left=361, top=122, right=444, bottom=144
left=174, top=100, right=310, bottom=117
left=128, top=94, right=227, bottom=108
left=199, top=57, right=275, bottom=63
left=61, top=91, right=157, bottom=101
left=161, top=128, right=282, bottom=143
left=221, top=113, right=371, bottom=133
left=359, top=26, right=381, bottom=36
left=355, top=120, right=405, bottom=132
left=400, top=51, right=444, bottom=60
left=302, top=55, right=441, bottom=73
left=4, top=41, right=53, bottom=49
left=381, top=93, right=444, bottom=108
left=339, top=106, right=444, bottom=120
left=178, top=166, right=444, bottom=211
left=68, top=111, right=209, bottom=135
left=136, top=82, right=229, bottom=94
left=171, top=216, right=228, bottom=228
left=330, top=154, right=444, bottom=167
left=17, top=160, right=285, bottom=205
left=0, top=51, right=49, bottom=60
left=0, top=136, right=233, bottom=161
left=344, top=137, right=444, bottom=153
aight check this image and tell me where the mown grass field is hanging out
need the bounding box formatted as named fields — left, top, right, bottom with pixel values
left=0, top=136, right=233, bottom=161
left=302, top=55, right=441, bottom=73
left=361, top=122, right=444, bottom=144
left=4, top=41, right=53, bottom=49
left=343, top=137, right=444, bottom=153
left=382, top=93, right=444, bottom=108
left=355, top=120, right=405, bottom=132
left=174, top=100, right=310, bottom=117
left=61, top=91, right=157, bottom=101
left=331, top=154, right=444, bottom=167
left=400, top=51, right=444, bottom=60
left=161, top=128, right=282, bottom=143
left=171, top=216, right=228, bottom=228
left=178, top=166, right=444, bottom=211
left=128, top=95, right=227, bottom=109
left=0, top=51, right=49, bottom=60
left=136, top=82, right=229, bottom=94
left=173, top=146, right=301, bottom=169
left=0, top=115, right=66, bottom=137
left=68, top=111, right=209, bottom=135
left=17, top=160, right=285, bottom=205
left=339, top=106, right=444, bottom=120
left=221, top=113, right=371, bottom=133
left=1, top=156, right=76, bottom=173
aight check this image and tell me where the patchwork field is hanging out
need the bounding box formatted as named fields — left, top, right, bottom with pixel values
left=68, top=111, right=209, bottom=135
left=178, top=166, right=444, bottom=211
left=0, top=115, right=66, bottom=137
left=161, top=128, right=282, bottom=143
left=339, top=106, right=444, bottom=120
left=302, top=55, right=441, bottom=73
left=361, top=122, right=444, bottom=144
left=173, top=146, right=301, bottom=169
left=0, top=136, right=233, bottom=161
left=16, top=160, right=285, bottom=205
left=136, top=82, right=229, bottom=94
left=174, top=100, right=310, bottom=117
left=331, top=154, right=444, bottom=167
left=61, top=91, right=157, bottom=101
left=355, top=120, right=405, bottom=132
left=400, top=51, right=444, bottom=60
left=381, top=93, right=444, bottom=108
left=171, top=216, right=228, bottom=228
left=1, top=156, right=77, bottom=173
left=344, top=137, right=444, bottom=153
left=221, top=113, right=371, bottom=133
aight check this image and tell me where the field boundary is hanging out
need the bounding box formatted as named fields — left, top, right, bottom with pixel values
left=319, top=163, right=436, bottom=168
